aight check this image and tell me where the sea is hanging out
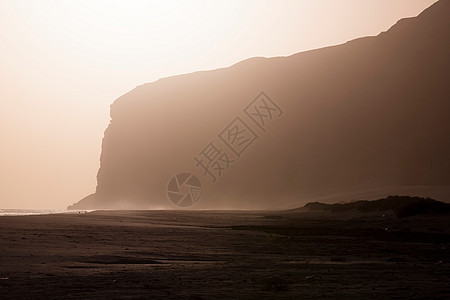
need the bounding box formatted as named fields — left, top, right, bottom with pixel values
left=0, top=209, right=92, bottom=216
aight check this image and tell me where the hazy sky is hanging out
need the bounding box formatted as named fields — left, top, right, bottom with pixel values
left=0, top=0, right=438, bottom=209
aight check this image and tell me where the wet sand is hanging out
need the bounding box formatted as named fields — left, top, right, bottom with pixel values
left=0, top=210, right=449, bottom=299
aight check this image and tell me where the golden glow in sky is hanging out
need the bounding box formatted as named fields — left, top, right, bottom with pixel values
left=0, top=0, right=438, bottom=208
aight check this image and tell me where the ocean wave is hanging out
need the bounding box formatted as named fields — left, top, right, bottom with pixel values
left=0, top=209, right=93, bottom=216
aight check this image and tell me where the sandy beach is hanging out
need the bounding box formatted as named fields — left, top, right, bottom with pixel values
left=0, top=210, right=449, bottom=299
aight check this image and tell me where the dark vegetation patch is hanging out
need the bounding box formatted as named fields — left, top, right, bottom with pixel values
left=304, top=196, right=450, bottom=218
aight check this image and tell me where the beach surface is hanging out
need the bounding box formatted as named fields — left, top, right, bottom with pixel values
left=0, top=210, right=449, bottom=299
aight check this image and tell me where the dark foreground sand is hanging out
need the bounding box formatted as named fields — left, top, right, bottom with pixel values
left=0, top=210, right=449, bottom=299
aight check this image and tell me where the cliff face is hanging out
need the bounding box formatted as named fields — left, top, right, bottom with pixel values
left=69, top=1, right=450, bottom=210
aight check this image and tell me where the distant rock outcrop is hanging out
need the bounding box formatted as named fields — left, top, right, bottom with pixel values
left=69, top=0, right=450, bottom=210
left=304, top=195, right=450, bottom=218
left=67, top=194, right=96, bottom=210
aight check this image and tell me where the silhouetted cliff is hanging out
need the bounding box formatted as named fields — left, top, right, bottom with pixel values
left=69, top=0, right=450, bottom=210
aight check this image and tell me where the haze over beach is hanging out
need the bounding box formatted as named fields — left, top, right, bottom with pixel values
left=1, top=1, right=450, bottom=299
left=68, top=0, right=450, bottom=210
left=0, top=0, right=441, bottom=209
